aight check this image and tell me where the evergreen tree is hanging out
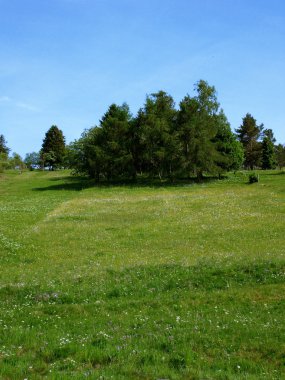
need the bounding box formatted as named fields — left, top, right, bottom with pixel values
left=236, top=114, right=263, bottom=169
left=97, top=103, right=134, bottom=180
left=275, top=144, right=285, bottom=169
left=129, top=109, right=146, bottom=177
left=41, top=126, right=65, bottom=169
left=262, top=129, right=276, bottom=169
left=0, top=134, right=9, bottom=155
left=177, top=80, right=220, bottom=180
left=71, top=104, right=134, bottom=181
left=139, top=91, right=180, bottom=179
left=214, top=110, right=244, bottom=173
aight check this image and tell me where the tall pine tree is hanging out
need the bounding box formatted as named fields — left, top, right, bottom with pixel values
left=262, top=129, right=276, bottom=169
left=0, top=134, right=9, bottom=156
left=214, top=110, right=244, bottom=173
left=41, top=126, right=65, bottom=170
left=139, top=91, right=180, bottom=179
left=236, top=114, right=263, bottom=169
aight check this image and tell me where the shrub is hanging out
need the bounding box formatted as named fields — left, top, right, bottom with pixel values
left=249, top=172, right=259, bottom=184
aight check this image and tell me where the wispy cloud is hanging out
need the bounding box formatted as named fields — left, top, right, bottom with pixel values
left=15, top=102, right=39, bottom=112
left=0, top=96, right=39, bottom=112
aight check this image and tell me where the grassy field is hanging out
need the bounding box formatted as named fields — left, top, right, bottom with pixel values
left=0, top=170, right=284, bottom=379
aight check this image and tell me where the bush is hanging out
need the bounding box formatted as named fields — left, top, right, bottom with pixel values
left=249, top=172, right=259, bottom=184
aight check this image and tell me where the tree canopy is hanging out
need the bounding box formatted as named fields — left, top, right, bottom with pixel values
left=236, top=113, right=263, bottom=169
left=67, top=80, right=246, bottom=181
left=41, top=126, right=66, bottom=169
left=262, top=129, right=276, bottom=169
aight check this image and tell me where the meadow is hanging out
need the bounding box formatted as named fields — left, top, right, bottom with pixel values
left=0, top=170, right=284, bottom=379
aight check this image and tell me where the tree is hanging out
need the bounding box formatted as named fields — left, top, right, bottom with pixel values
left=139, top=91, right=180, bottom=179
left=41, top=126, right=65, bottom=169
left=261, top=129, right=276, bottom=169
left=128, top=109, right=146, bottom=177
left=24, top=152, right=40, bottom=169
left=236, top=114, right=263, bottom=169
left=69, top=104, right=135, bottom=181
left=214, top=110, right=244, bottom=173
left=177, top=80, right=221, bottom=180
left=0, top=134, right=9, bottom=155
left=97, top=103, right=134, bottom=180
left=275, top=144, right=285, bottom=170
left=41, top=151, right=57, bottom=170
left=0, top=153, right=9, bottom=172
left=10, top=152, right=24, bottom=170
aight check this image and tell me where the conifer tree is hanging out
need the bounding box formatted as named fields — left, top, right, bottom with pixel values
left=0, top=134, right=9, bottom=155
left=262, top=129, right=276, bottom=169
left=139, top=91, right=180, bottom=179
left=178, top=80, right=220, bottom=180
left=236, top=114, right=263, bottom=169
left=275, top=144, right=285, bottom=169
left=214, top=110, right=244, bottom=173
left=41, top=125, right=65, bottom=169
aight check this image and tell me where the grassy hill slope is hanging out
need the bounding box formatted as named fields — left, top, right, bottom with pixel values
left=0, top=170, right=284, bottom=379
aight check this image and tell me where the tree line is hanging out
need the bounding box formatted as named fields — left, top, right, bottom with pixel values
left=1, top=80, right=285, bottom=177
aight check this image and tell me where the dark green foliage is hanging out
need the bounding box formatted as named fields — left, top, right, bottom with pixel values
left=177, top=81, right=243, bottom=179
left=275, top=144, right=285, bottom=169
left=64, top=137, right=89, bottom=175
left=262, top=129, right=276, bottom=169
left=213, top=110, right=244, bottom=173
left=97, top=103, right=135, bottom=180
left=236, top=113, right=263, bottom=169
left=68, top=104, right=135, bottom=181
left=68, top=82, right=267, bottom=181
left=249, top=172, right=259, bottom=183
left=128, top=109, right=146, bottom=176
left=178, top=81, right=220, bottom=180
left=138, top=91, right=180, bottom=179
left=177, top=95, right=217, bottom=179
left=41, top=125, right=66, bottom=169
left=0, top=134, right=9, bottom=155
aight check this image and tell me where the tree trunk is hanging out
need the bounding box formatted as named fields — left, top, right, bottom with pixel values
left=197, top=169, right=203, bottom=182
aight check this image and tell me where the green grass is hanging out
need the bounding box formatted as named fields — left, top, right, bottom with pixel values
left=0, top=170, right=284, bottom=379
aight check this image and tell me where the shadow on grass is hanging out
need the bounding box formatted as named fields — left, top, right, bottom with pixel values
left=32, top=174, right=229, bottom=192
left=1, top=259, right=284, bottom=303
left=32, top=176, right=96, bottom=191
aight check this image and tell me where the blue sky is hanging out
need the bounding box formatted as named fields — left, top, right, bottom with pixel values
left=0, top=0, right=284, bottom=157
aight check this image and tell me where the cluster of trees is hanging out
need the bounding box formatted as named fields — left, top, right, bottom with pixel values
left=24, top=126, right=66, bottom=170
left=66, top=81, right=244, bottom=181
left=0, top=127, right=65, bottom=172
left=236, top=113, right=282, bottom=170
left=1, top=80, right=285, bottom=178
left=65, top=80, right=284, bottom=181
left=0, top=135, right=25, bottom=172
